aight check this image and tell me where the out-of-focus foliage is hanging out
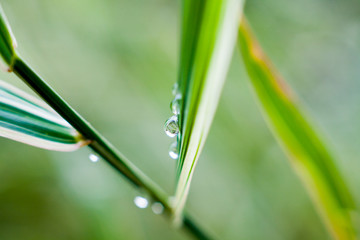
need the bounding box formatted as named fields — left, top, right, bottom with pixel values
left=238, top=19, right=356, bottom=239
left=0, top=0, right=359, bottom=239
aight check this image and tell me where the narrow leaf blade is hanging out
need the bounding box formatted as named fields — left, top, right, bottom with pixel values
left=238, top=18, right=357, bottom=239
left=0, top=4, right=17, bottom=71
left=174, top=0, right=244, bottom=220
left=0, top=80, right=88, bottom=151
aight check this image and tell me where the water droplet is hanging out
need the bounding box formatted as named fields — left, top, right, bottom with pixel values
left=170, top=94, right=181, bottom=115
left=89, top=154, right=99, bottom=162
left=164, top=115, right=179, bottom=138
left=152, top=202, right=164, bottom=215
left=172, top=82, right=179, bottom=96
left=169, top=141, right=179, bottom=159
left=134, top=196, right=148, bottom=209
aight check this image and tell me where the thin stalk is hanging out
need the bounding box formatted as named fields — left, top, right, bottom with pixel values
left=11, top=56, right=211, bottom=240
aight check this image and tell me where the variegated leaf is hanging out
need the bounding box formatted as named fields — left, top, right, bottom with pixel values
left=0, top=80, right=88, bottom=151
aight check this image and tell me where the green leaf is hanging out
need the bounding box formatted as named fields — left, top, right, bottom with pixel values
left=0, top=4, right=17, bottom=71
left=173, top=0, right=244, bottom=220
left=0, top=80, right=88, bottom=151
left=238, top=18, right=357, bottom=239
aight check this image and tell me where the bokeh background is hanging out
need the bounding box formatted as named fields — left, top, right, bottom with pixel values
left=0, top=0, right=359, bottom=239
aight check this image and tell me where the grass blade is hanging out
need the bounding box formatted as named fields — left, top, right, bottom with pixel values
left=174, top=0, right=244, bottom=221
left=238, top=18, right=357, bottom=239
left=0, top=4, right=17, bottom=71
left=0, top=80, right=87, bottom=151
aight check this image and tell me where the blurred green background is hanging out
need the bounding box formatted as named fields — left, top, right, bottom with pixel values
left=0, top=0, right=359, bottom=239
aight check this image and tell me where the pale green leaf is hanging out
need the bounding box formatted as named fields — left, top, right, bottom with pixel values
left=238, top=18, right=357, bottom=240
left=0, top=80, right=88, bottom=151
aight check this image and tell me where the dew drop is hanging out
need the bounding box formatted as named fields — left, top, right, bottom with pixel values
left=170, top=94, right=181, bottom=115
left=89, top=154, right=99, bottom=162
left=134, top=196, right=148, bottom=209
left=164, top=115, right=179, bottom=138
left=169, top=141, right=179, bottom=159
left=152, top=202, right=164, bottom=215
left=172, top=82, right=179, bottom=96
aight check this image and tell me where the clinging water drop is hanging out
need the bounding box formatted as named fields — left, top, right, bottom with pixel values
left=164, top=115, right=179, bottom=138
left=170, top=94, right=181, bottom=115
left=169, top=141, right=179, bottom=159
left=134, top=196, right=148, bottom=209
left=151, top=202, right=164, bottom=215
left=89, top=154, right=99, bottom=162
left=172, top=82, right=179, bottom=96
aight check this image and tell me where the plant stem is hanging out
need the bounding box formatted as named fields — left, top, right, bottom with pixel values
left=183, top=216, right=213, bottom=240
left=12, top=56, right=211, bottom=240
